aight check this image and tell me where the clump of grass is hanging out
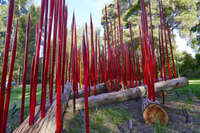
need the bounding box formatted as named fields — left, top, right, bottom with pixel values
left=170, top=79, right=200, bottom=99
left=154, top=118, right=168, bottom=133
left=88, top=109, right=111, bottom=132
left=185, top=96, right=193, bottom=104
left=69, top=127, right=82, bottom=133
left=103, top=107, right=131, bottom=125
left=197, top=114, right=200, bottom=119
left=90, top=119, right=110, bottom=133
left=68, top=113, right=82, bottom=133
left=88, top=107, right=131, bottom=132
left=72, top=113, right=81, bottom=121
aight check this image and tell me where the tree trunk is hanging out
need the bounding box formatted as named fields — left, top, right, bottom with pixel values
left=71, top=83, right=107, bottom=98
left=68, top=77, right=188, bottom=111
left=13, top=83, right=72, bottom=133
left=74, top=77, right=188, bottom=98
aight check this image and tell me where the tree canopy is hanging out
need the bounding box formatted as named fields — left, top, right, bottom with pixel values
left=190, top=1, right=200, bottom=52
left=0, top=0, right=40, bottom=83
left=101, top=0, right=198, bottom=49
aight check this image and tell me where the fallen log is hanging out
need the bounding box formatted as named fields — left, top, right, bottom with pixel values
left=74, top=77, right=188, bottom=98
left=13, top=83, right=72, bottom=133
left=68, top=77, right=188, bottom=111
left=71, top=83, right=107, bottom=98
left=71, top=80, right=133, bottom=99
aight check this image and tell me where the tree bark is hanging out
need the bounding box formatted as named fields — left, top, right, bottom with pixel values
left=68, top=77, right=188, bottom=111
left=73, top=77, right=188, bottom=98
left=70, top=83, right=107, bottom=98
left=13, top=83, right=72, bottom=133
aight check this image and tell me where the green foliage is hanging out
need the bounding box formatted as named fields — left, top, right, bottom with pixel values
left=190, top=1, right=200, bottom=52
left=101, top=0, right=198, bottom=43
left=178, top=52, right=200, bottom=78
left=100, top=0, right=200, bottom=67
left=0, top=1, right=40, bottom=84
left=196, top=53, right=200, bottom=66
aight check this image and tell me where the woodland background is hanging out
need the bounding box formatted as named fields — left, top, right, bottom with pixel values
left=0, top=0, right=200, bottom=84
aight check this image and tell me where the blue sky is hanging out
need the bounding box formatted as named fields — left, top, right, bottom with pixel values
left=34, top=0, right=195, bottom=57
left=34, top=0, right=111, bottom=28
left=35, top=0, right=112, bottom=57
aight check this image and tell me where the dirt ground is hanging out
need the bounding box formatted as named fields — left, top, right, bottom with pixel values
left=63, top=91, right=200, bottom=133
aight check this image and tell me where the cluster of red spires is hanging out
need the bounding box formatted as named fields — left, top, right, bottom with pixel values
left=0, top=0, right=177, bottom=133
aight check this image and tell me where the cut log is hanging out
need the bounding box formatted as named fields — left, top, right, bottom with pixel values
left=68, top=86, right=146, bottom=111
left=68, top=77, right=188, bottom=111
left=13, top=83, right=72, bottom=133
left=75, top=77, right=188, bottom=98
left=154, top=77, right=188, bottom=91
left=71, top=83, right=107, bottom=98
left=142, top=98, right=168, bottom=125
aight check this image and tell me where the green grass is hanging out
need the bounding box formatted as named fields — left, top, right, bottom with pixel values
left=69, top=128, right=82, bottom=133
left=9, top=84, right=42, bottom=111
left=170, top=78, right=200, bottom=99
left=68, top=107, right=131, bottom=133
left=182, top=79, right=200, bottom=98
left=102, top=107, right=131, bottom=125
left=68, top=113, right=83, bottom=133
left=8, top=84, right=53, bottom=131
left=154, top=119, right=168, bottom=133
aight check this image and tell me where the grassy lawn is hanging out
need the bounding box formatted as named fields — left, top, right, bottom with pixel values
left=178, top=78, right=200, bottom=99
left=8, top=84, right=52, bottom=131
left=9, top=84, right=44, bottom=112
left=68, top=106, right=131, bottom=133
left=168, top=78, right=200, bottom=103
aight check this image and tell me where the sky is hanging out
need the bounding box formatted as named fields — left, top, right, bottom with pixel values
left=34, top=0, right=195, bottom=57
left=34, top=0, right=111, bottom=28
left=175, top=31, right=195, bottom=57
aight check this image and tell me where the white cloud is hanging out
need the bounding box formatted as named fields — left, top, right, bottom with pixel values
left=175, top=31, right=195, bottom=57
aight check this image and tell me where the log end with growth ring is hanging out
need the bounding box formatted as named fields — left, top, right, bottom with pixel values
left=143, top=103, right=168, bottom=125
